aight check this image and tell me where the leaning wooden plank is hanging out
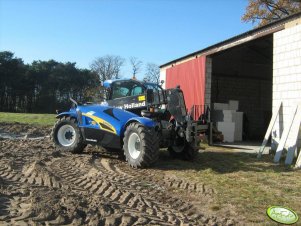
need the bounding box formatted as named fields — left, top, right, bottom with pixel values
left=274, top=105, right=298, bottom=163
left=285, top=105, right=301, bottom=165
left=295, top=148, right=301, bottom=168
left=257, top=102, right=282, bottom=158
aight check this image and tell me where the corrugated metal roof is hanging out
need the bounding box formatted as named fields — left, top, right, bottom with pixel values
left=160, top=12, right=301, bottom=68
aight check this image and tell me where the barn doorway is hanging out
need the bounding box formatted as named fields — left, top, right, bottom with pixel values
left=210, top=34, right=273, bottom=141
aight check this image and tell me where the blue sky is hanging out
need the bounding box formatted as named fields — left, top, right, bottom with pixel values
left=0, top=0, right=253, bottom=78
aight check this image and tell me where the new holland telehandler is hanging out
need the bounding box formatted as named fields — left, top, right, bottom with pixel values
left=51, top=79, right=208, bottom=168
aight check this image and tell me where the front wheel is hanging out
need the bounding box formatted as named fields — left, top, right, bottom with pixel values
left=51, top=116, right=86, bottom=153
left=123, top=122, right=159, bottom=168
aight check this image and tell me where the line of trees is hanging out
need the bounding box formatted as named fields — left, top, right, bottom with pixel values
left=0, top=51, right=100, bottom=113
left=0, top=51, right=161, bottom=114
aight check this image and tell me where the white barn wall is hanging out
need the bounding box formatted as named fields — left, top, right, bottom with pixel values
left=272, top=23, right=301, bottom=150
left=159, top=68, right=166, bottom=89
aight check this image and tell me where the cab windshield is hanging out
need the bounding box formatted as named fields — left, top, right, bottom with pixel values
left=110, top=80, right=145, bottom=99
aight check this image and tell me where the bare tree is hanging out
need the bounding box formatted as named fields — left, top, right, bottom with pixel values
left=90, top=55, right=125, bottom=82
left=242, top=0, right=301, bottom=27
left=143, top=63, right=160, bottom=84
left=129, top=57, right=142, bottom=79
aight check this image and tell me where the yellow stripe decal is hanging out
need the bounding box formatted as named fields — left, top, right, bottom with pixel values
left=83, top=113, right=117, bottom=134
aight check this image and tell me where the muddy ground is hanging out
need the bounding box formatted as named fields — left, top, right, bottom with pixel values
left=0, top=123, right=239, bottom=226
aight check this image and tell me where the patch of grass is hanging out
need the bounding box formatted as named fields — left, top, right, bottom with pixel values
left=210, top=205, right=220, bottom=211
left=0, top=112, right=56, bottom=126
left=156, top=147, right=301, bottom=225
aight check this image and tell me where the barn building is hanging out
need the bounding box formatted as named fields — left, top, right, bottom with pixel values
left=160, top=12, right=301, bottom=148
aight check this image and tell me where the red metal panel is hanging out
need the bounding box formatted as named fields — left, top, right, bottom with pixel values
left=166, top=57, right=206, bottom=119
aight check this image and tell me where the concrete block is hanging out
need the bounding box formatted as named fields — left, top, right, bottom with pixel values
left=217, top=122, right=235, bottom=142
left=228, top=100, right=239, bottom=111
left=211, top=110, right=235, bottom=122
left=233, top=112, right=243, bottom=141
left=213, top=103, right=229, bottom=110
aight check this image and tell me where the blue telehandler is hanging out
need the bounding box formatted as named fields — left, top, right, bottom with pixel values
left=51, top=79, right=208, bottom=168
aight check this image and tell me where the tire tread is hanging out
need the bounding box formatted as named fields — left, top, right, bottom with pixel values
left=51, top=116, right=86, bottom=154
left=123, top=122, right=159, bottom=168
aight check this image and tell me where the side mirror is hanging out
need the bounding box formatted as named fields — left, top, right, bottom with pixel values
left=146, top=89, right=154, bottom=103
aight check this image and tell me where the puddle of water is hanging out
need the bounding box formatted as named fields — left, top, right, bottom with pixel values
left=27, top=135, right=50, bottom=140
left=0, top=132, right=48, bottom=140
left=0, top=132, right=25, bottom=139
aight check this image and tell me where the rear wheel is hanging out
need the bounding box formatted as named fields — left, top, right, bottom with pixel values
left=168, top=137, right=198, bottom=161
left=51, top=116, right=86, bottom=153
left=123, top=122, right=159, bottom=168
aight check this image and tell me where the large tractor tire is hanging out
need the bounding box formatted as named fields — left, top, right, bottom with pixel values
left=168, top=137, right=198, bottom=161
left=51, top=116, right=86, bottom=154
left=123, top=122, right=159, bottom=168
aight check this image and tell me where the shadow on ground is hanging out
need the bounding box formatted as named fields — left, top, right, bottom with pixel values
left=154, top=149, right=295, bottom=174
left=58, top=143, right=295, bottom=175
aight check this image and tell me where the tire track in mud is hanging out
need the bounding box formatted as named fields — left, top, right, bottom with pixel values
left=114, top=160, right=216, bottom=195
left=0, top=137, right=235, bottom=225
left=0, top=162, right=35, bottom=225
left=0, top=153, right=62, bottom=190
left=92, top=157, right=230, bottom=225
left=0, top=196, right=11, bottom=221
left=0, top=139, right=80, bottom=225
left=103, top=159, right=229, bottom=225
left=50, top=156, right=197, bottom=225
left=97, top=159, right=218, bottom=222
left=0, top=156, right=99, bottom=225
left=0, top=157, right=63, bottom=225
